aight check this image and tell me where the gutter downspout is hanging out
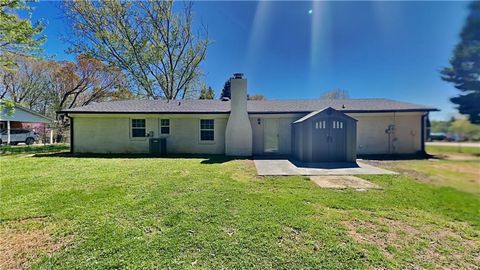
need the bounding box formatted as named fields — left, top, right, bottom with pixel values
left=66, top=113, right=74, bottom=154
left=421, top=112, right=428, bottom=154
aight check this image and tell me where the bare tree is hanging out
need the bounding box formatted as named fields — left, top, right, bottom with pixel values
left=47, top=55, right=125, bottom=112
left=247, top=94, right=266, bottom=101
left=0, top=55, right=49, bottom=109
left=320, top=89, right=350, bottom=100
left=1, top=55, right=126, bottom=117
left=63, top=0, right=209, bottom=100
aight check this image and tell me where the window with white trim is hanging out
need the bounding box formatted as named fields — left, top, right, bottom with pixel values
left=131, top=119, right=146, bottom=137
left=200, top=119, right=214, bottom=141
left=160, top=119, right=170, bottom=134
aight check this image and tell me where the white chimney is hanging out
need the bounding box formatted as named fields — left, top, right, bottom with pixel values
left=225, top=73, right=252, bottom=156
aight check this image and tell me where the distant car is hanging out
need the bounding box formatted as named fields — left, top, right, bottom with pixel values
left=428, top=132, right=447, bottom=141
left=0, top=129, right=39, bottom=145
left=451, top=134, right=468, bottom=142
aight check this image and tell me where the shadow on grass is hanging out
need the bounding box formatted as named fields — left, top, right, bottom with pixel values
left=0, top=144, right=70, bottom=155
left=31, top=152, right=249, bottom=164
left=358, top=152, right=432, bottom=161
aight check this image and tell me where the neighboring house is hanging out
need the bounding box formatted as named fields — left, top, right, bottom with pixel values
left=0, top=103, right=54, bottom=144
left=59, top=74, right=437, bottom=160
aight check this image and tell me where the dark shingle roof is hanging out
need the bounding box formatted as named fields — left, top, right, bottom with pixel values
left=60, top=98, right=438, bottom=114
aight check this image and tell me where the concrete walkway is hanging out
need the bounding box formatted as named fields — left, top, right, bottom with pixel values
left=254, top=158, right=396, bottom=176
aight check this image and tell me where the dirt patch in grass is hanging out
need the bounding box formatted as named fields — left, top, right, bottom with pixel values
left=278, top=226, right=304, bottom=248
left=343, top=217, right=480, bottom=269
left=0, top=217, right=68, bottom=270
left=429, top=162, right=480, bottom=179
left=310, top=175, right=382, bottom=190
left=434, top=153, right=480, bottom=161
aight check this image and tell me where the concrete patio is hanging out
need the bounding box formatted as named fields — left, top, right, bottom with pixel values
left=254, top=158, right=396, bottom=176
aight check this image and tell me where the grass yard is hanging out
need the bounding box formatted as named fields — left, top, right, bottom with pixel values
left=0, top=144, right=69, bottom=155
left=426, top=144, right=480, bottom=156
left=375, top=145, right=480, bottom=195
left=377, top=159, right=480, bottom=195
left=1, top=149, right=479, bottom=269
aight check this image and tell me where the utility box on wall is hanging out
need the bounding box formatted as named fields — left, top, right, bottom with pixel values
left=149, top=138, right=166, bottom=156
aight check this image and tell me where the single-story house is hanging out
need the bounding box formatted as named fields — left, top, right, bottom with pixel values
left=59, top=74, right=437, bottom=161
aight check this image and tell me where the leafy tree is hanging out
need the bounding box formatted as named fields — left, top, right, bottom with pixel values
left=430, top=118, right=480, bottom=140
left=199, top=85, right=214, bottom=100
left=0, top=98, right=15, bottom=116
left=320, top=89, right=349, bottom=100
left=430, top=120, right=450, bottom=133
left=448, top=118, right=480, bottom=140
left=63, top=0, right=209, bottom=100
left=220, top=79, right=231, bottom=99
left=247, top=94, right=266, bottom=100
left=0, top=0, right=45, bottom=70
left=441, top=1, right=480, bottom=124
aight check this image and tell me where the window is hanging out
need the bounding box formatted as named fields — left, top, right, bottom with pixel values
left=160, top=119, right=170, bottom=134
left=131, top=119, right=146, bottom=137
left=315, top=121, right=326, bottom=129
left=332, top=120, right=344, bottom=129
left=200, top=119, right=214, bottom=141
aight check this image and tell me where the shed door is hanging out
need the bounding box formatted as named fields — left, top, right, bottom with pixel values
left=329, top=118, right=347, bottom=161
left=312, top=120, right=329, bottom=161
left=312, top=118, right=347, bottom=162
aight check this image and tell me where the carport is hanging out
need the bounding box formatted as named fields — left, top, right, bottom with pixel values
left=0, top=103, right=54, bottom=144
left=292, top=107, right=357, bottom=163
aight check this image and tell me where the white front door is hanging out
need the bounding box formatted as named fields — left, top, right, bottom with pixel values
left=264, top=119, right=279, bottom=153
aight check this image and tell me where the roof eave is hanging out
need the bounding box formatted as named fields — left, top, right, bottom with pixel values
left=58, top=108, right=439, bottom=115
left=57, top=110, right=231, bottom=114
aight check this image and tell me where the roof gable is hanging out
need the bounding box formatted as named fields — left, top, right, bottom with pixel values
left=293, top=107, right=357, bottom=124
left=1, top=104, right=54, bottom=123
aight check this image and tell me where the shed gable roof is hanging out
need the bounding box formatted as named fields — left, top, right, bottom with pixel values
left=59, top=98, right=438, bottom=114
left=293, top=107, right=358, bottom=124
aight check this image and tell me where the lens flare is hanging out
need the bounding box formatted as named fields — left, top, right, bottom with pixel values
left=246, top=1, right=271, bottom=69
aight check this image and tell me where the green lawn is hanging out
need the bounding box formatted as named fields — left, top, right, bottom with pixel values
left=426, top=144, right=480, bottom=156
left=380, top=159, right=480, bottom=195
left=0, top=144, right=69, bottom=155
left=1, top=151, right=479, bottom=269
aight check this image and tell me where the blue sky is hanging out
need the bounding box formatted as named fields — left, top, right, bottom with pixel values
left=31, top=1, right=470, bottom=120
